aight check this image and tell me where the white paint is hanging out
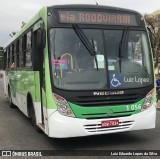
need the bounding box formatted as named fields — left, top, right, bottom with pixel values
left=34, top=102, right=42, bottom=123
left=48, top=103, right=156, bottom=138
left=43, top=107, right=57, bottom=135
left=14, top=92, right=57, bottom=135
left=11, top=92, right=43, bottom=124
left=15, top=93, right=26, bottom=113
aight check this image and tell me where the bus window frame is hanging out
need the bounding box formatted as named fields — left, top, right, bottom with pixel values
left=7, top=48, right=10, bottom=68
left=4, top=18, right=44, bottom=71
left=23, top=30, right=33, bottom=69
left=16, top=40, right=20, bottom=68
left=48, top=25, right=154, bottom=91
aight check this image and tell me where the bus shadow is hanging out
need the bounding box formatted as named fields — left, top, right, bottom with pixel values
left=46, top=131, right=148, bottom=150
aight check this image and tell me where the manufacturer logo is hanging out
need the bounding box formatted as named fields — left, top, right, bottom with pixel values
left=107, top=109, right=114, bottom=116
left=93, top=91, right=124, bottom=96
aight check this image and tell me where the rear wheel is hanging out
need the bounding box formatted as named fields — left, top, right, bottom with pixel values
left=8, top=88, right=16, bottom=108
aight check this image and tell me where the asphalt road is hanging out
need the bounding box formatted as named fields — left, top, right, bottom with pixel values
left=0, top=77, right=160, bottom=159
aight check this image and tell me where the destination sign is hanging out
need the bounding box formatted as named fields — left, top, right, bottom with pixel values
left=58, top=11, right=138, bottom=26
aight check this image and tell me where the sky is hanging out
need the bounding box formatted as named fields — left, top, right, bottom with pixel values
left=0, top=0, right=160, bottom=47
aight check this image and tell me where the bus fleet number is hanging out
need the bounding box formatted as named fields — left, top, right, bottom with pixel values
left=127, top=104, right=142, bottom=111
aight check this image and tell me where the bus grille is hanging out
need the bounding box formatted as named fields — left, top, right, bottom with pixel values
left=84, top=120, right=134, bottom=133
left=81, top=113, right=133, bottom=119
left=70, top=94, right=141, bottom=106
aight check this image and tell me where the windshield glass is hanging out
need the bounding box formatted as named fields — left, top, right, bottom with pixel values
left=50, top=28, right=153, bottom=90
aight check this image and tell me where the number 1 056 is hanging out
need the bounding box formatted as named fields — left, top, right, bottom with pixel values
left=127, top=104, right=142, bottom=111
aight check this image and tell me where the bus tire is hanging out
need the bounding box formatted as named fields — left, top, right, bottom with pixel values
left=8, top=87, right=16, bottom=108
left=29, top=100, right=42, bottom=133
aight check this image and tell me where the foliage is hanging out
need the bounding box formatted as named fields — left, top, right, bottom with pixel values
left=144, top=14, right=160, bottom=63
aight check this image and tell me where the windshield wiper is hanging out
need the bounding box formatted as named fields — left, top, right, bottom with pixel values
left=73, top=24, right=99, bottom=71
left=118, top=27, right=128, bottom=72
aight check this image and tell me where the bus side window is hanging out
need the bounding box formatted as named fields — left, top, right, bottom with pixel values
left=9, top=46, right=12, bottom=67
left=19, top=38, right=23, bottom=68
left=6, top=49, right=8, bottom=68
left=14, top=42, right=17, bottom=67
left=4, top=49, right=6, bottom=70
left=32, top=28, right=44, bottom=71
left=23, top=34, right=27, bottom=67
left=10, top=43, right=16, bottom=69
left=8, top=48, right=10, bottom=68
left=12, top=44, right=14, bottom=64
left=23, top=31, right=32, bottom=68
left=16, top=40, right=19, bottom=68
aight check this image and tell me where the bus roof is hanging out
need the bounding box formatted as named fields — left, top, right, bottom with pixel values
left=4, top=4, right=141, bottom=49
left=48, top=4, right=141, bottom=15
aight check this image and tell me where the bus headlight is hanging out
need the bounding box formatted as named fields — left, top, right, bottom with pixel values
left=142, top=89, right=154, bottom=111
left=53, top=93, right=75, bottom=117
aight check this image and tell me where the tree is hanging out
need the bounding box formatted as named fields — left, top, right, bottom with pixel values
left=144, top=14, right=160, bottom=62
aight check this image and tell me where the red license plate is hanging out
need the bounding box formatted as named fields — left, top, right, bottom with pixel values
left=101, top=120, right=119, bottom=128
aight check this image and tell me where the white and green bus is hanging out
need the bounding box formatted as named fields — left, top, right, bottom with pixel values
left=3, top=5, right=156, bottom=138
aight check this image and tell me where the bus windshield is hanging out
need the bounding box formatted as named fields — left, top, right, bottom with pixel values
left=50, top=28, right=153, bottom=90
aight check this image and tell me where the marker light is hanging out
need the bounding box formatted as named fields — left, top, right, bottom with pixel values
left=142, top=89, right=154, bottom=111
left=53, top=94, right=75, bottom=117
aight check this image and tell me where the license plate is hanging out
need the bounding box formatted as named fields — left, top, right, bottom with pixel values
left=101, top=120, right=119, bottom=128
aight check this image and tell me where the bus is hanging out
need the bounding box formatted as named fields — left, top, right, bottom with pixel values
left=3, top=5, right=156, bottom=138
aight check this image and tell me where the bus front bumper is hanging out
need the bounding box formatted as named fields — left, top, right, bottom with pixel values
left=48, top=104, right=156, bottom=138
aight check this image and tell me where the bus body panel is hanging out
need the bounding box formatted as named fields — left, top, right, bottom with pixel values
left=6, top=70, right=41, bottom=117
left=41, top=7, right=58, bottom=110
left=48, top=103, right=156, bottom=138
left=69, top=99, right=145, bottom=119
